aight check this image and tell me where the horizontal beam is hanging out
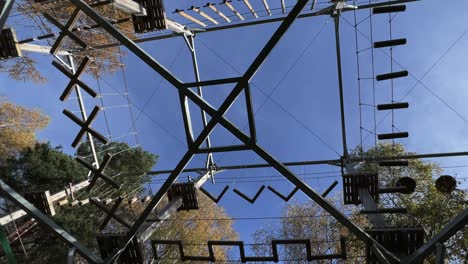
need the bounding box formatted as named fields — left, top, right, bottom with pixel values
left=149, top=150, right=468, bottom=174
left=183, top=77, right=243, bottom=87
left=19, top=43, right=70, bottom=55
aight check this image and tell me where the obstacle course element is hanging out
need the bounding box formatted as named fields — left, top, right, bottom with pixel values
left=342, top=174, right=379, bottom=205
left=167, top=182, right=199, bottom=211
left=366, top=227, right=424, bottom=264
left=23, top=191, right=56, bottom=216
left=152, top=237, right=347, bottom=262
left=97, top=233, right=145, bottom=264
left=199, top=185, right=229, bottom=203
left=435, top=175, right=457, bottom=194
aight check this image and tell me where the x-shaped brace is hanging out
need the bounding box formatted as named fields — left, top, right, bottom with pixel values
left=90, top=197, right=130, bottom=230
left=63, top=106, right=108, bottom=148
left=43, top=9, right=87, bottom=55
left=76, top=153, right=120, bottom=191
left=52, top=56, right=97, bottom=101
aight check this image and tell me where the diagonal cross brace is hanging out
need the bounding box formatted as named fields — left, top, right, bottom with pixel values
left=63, top=106, right=109, bottom=148
left=76, top=153, right=120, bottom=190
left=70, top=0, right=400, bottom=262
left=43, top=9, right=87, bottom=55
left=52, top=56, right=97, bottom=101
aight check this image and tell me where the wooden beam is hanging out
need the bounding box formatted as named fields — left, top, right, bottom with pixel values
left=262, top=0, right=271, bottom=16
left=223, top=0, right=244, bottom=20
left=206, top=3, right=231, bottom=23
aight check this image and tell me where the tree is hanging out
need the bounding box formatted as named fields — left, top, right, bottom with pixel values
left=252, top=143, right=467, bottom=263
left=1, top=0, right=136, bottom=83
left=0, top=99, right=49, bottom=160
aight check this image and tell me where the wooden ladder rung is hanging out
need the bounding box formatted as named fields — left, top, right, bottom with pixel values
left=378, top=132, right=409, bottom=140
left=374, top=38, right=407, bottom=48
left=376, top=70, right=408, bottom=81
left=377, top=102, right=409, bottom=110
left=373, top=5, right=406, bottom=14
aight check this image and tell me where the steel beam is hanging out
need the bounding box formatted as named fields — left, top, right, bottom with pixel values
left=0, top=0, right=14, bottom=31
left=0, top=180, right=103, bottom=264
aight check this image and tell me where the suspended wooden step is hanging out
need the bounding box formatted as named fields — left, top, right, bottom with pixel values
left=373, top=5, right=406, bottom=14
left=361, top=208, right=407, bottom=214
left=376, top=70, right=408, bottom=81
left=374, top=38, right=407, bottom=48
left=342, top=174, right=379, bottom=205
left=378, top=132, right=409, bottom=140
left=377, top=102, right=409, bottom=111
left=379, top=160, right=409, bottom=167
left=167, top=182, right=199, bottom=211
left=199, top=185, right=229, bottom=203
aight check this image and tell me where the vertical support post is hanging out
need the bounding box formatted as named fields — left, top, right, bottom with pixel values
left=184, top=34, right=215, bottom=175
left=66, top=55, right=100, bottom=169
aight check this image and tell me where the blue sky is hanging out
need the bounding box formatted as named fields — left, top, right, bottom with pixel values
left=2, top=0, right=468, bottom=256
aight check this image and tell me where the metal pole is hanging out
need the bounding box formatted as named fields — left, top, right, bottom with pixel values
left=184, top=35, right=215, bottom=171
left=332, top=12, right=349, bottom=157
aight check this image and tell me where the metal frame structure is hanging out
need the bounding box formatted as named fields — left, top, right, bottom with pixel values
left=0, top=0, right=466, bottom=263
